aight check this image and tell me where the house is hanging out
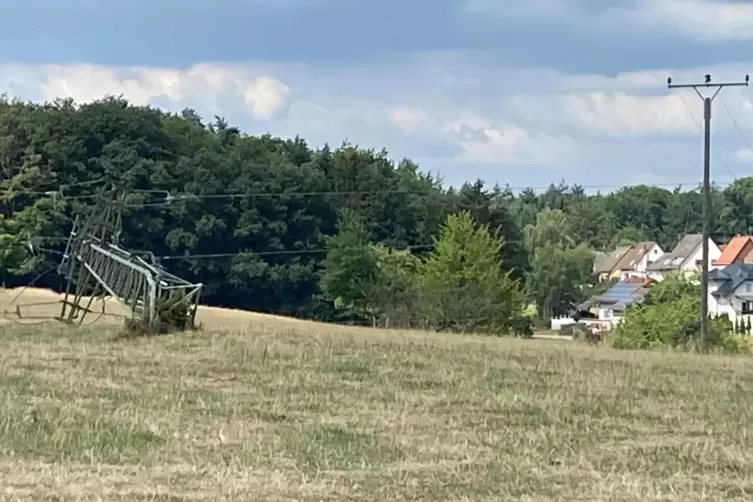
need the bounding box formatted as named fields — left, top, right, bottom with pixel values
left=613, top=241, right=664, bottom=280
left=593, top=245, right=632, bottom=282
left=646, top=234, right=721, bottom=281
left=709, top=263, right=753, bottom=325
left=712, top=236, right=753, bottom=266
left=573, top=277, right=654, bottom=330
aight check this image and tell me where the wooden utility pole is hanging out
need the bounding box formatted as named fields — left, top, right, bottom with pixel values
left=667, top=74, right=749, bottom=351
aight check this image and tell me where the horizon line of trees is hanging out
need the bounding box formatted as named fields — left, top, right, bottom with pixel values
left=5, top=95, right=753, bottom=332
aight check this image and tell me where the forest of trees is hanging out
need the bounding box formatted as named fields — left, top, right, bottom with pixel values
left=4, top=95, right=753, bottom=336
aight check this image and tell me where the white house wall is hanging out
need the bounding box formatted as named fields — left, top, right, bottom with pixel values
left=646, top=270, right=664, bottom=281
left=708, top=280, right=722, bottom=313
left=709, top=279, right=753, bottom=324
left=732, top=281, right=753, bottom=300
left=647, top=239, right=721, bottom=282
left=646, top=244, right=664, bottom=267
left=623, top=244, right=665, bottom=280
left=682, top=240, right=722, bottom=273
left=711, top=296, right=747, bottom=324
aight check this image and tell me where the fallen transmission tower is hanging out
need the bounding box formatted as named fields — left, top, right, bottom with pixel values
left=54, top=186, right=203, bottom=331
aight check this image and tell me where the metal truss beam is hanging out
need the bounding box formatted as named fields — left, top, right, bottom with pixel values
left=54, top=187, right=203, bottom=330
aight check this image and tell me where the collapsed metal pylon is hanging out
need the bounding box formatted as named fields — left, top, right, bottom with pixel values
left=56, top=187, right=202, bottom=330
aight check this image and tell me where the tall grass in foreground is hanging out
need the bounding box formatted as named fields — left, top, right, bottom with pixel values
left=1, top=323, right=753, bottom=501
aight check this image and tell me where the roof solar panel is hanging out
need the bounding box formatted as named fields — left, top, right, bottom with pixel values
left=595, top=281, right=646, bottom=306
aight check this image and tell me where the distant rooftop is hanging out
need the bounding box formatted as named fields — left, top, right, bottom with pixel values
left=579, top=280, right=651, bottom=312
left=614, top=242, right=657, bottom=271
left=714, top=236, right=753, bottom=266
left=710, top=263, right=753, bottom=297
left=647, top=234, right=703, bottom=271
left=594, top=246, right=631, bottom=274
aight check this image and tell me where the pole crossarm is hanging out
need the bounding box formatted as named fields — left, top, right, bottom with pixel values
left=668, top=75, right=749, bottom=101
left=666, top=73, right=749, bottom=352
left=668, top=82, right=748, bottom=89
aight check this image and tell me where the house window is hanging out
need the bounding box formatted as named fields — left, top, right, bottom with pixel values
left=747, top=283, right=752, bottom=293
left=695, top=259, right=702, bottom=266
left=743, top=302, right=753, bottom=315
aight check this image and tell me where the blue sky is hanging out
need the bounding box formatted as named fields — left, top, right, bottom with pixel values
left=2, top=0, right=753, bottom=189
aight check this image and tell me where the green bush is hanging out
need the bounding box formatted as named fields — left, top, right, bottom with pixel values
left=610, top=277, right=733, bottom=352
left=532, top=317, right=551, bottom=330
left=714, top=314, right=734, bottom=336
left=510, top=314, right=535, bottom=338
left=119, top=296, right=195, bottom=337
left=716, top=332, right=748, bottom=354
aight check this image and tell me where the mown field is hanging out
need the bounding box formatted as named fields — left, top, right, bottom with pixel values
left=2, top=290, right=753, bottom=500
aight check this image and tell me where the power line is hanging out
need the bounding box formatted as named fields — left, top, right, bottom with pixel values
left=157, top=245, right=436, bottom=261
left=676, top=91, right=737, bottom=180
left=719, top=95, right=753, bottom=156
left=0, top=180, right=735, bottom=206
left=14, top=232, right=746, bottom=262
left=15, top=237, right=437, bottom=259
left=667, top=72, right=750, bottom=352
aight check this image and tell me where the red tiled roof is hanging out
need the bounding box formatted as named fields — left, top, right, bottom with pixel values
left=713, top=236, right=753, bottom=265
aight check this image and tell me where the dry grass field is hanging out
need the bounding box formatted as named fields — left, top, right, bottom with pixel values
left=2, top=288, right=753, bottom=500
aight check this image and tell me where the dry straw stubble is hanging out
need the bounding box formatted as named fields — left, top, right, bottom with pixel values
left=1, top=293, right=753, bottom=500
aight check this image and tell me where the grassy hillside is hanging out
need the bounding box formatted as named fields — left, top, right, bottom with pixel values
left=1, top=290, right=753, bottom=500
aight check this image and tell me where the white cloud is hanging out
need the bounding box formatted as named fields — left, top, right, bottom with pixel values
left=0, top=56, right=751, bottom=187
left=242, top=76, right=290, bottom=120
left=563, top=92, right=699, bottom=136
left=457, top=124, right=577, bottom=165
left=390, top=106, right=428, bottom=132
left=442, top=112, right=579, bottom=164
left=33, top=61, right=715, bottom=140
left=548, top=62, right=752, bottom=96
left=32, top=63, right=290, bottom=120
left=509, top=63, right=753, bottom=138
left=389, top=105, right=581, bottom=165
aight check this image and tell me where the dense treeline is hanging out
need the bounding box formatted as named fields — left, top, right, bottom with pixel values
left=3, top=96, right=753, bottom=328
